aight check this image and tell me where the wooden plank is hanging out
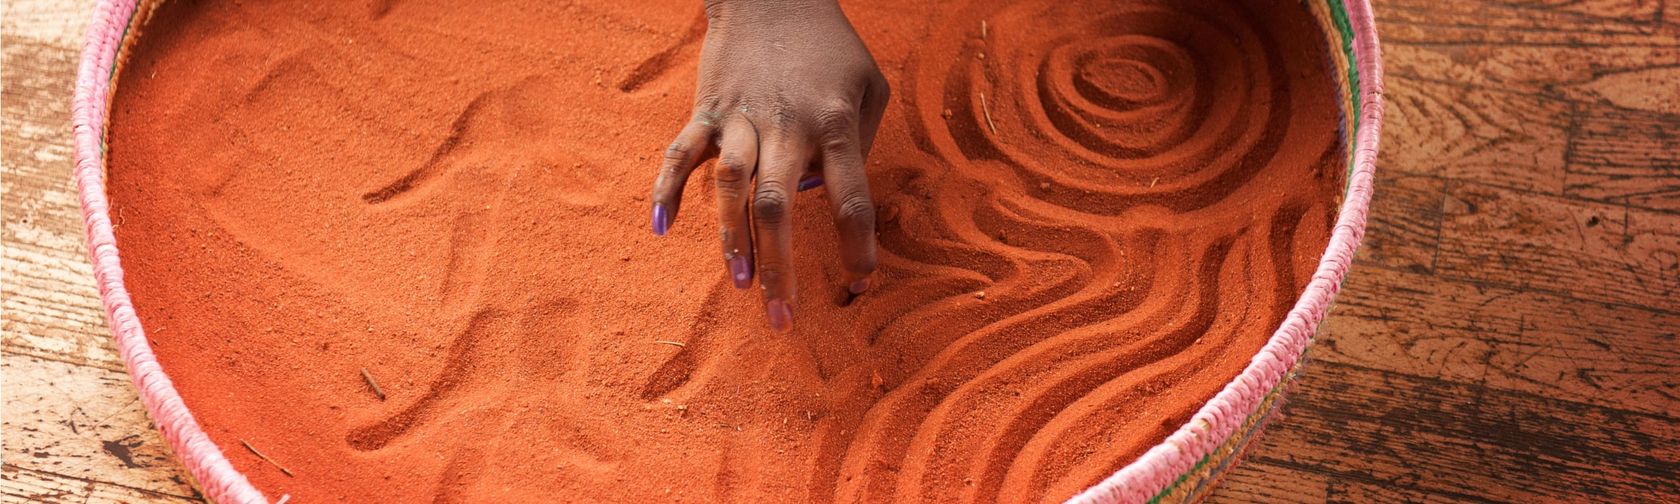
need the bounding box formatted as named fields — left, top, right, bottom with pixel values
left=1437, top=181, right=1680, bottom=311
left=1355, top=169, right=1444, bottom=274
left=1374, top=0, right=1680, bottom=111
left=1559, top=65, right=1680, bottom=117
left=1237, top=361, right=1680, bottom=503
left=1211, top=457, right=1486, bottom=504
left=1, top=466, right=203, bottom=504
left=0, top=0, right=97, bottom=47
left=1383, top=42, right=1680, bottom=101
left=1377, top=0, right=1664, bottom=43
left=1378, top=74, right=1570, bottom=194
left=1317, top=265, right=1680, bottom=416
left=1, top=354, right=200, bottom=499
left=1564, top=105, right=1680, bottom=213
left=1206, top=459, right=1328, bottom=503
left=1322, top=479, right=1506, bottom=504
left=2, top=37, right=128, bottom=372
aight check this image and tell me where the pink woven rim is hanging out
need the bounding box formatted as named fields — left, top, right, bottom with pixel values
left=1068, top=0, right=1383, bottom=501
left=71, top=1, right=1380, bottom=502
left=72, top=0, right=268, bottom=501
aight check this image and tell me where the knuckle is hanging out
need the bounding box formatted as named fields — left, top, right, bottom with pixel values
left=752, top=187, right=791, bottom=223
left=756, top=264, right=788, bottom=287
left=693, top=94, right=724, bottom=114
left=663, top=141, right=694, bottom=164
left=758, top=94, right=800, bottom=133
left=836, top=193, right=877, bottom=228
left=715, top=155, right=750, bottom=183
left=816, top=106, right=860, bottom=150
left=815, top=103, right=860, bottom=134
left=714, top=184, right=742, bottom=202
left=766, top=108, right=800, bottom=132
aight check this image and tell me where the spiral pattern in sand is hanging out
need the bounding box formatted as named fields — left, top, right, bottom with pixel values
left=97, top=0, right=1348, bottom=502
left=818, top=0, right=1345, bottom=501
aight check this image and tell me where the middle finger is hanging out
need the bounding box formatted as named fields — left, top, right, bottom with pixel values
left=751, top=133, right=812, bottom=333
left=715, top=116, right=759, bottom=289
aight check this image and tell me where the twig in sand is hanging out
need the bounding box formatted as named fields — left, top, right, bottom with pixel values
left=360, top=367, right=386, bottom=401
left=1149, top=177, right=1159, bottom=188
left=240, top=439, right=294, bottom=477
left=981, top=20, right=988, bottom=40
left=654, top=340, right=687, bottom=348
left=980, top=93, right=997, bottom=135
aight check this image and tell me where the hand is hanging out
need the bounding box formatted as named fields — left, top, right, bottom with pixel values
left=649, top=0, right=890, bottom=333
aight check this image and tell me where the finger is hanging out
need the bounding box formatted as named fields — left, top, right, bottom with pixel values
left=817, top=105, right=879, bottom=295
left=650, top=115, right=719, bottom=236
left=752, top=135, right=811, bottom=333
left=857, top=74, right=891, bottom=159
left=714, top=116, right=758, bottom=289
left=798, top=174, right=824, bottom=192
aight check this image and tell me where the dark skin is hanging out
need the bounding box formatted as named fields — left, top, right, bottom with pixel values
left=649, top=0, right=889, bottom=332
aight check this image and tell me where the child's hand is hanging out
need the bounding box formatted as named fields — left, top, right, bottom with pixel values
left=649, top=0, right=889, bottom=333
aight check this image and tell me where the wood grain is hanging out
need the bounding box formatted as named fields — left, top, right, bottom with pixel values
left=1437, top=183, right=1680, bottom=309
left=1210, top=0, right=1680, bottom=501
left=1321, top=266, right=1680, bottom=416
left=2, top=0, right=1677, bottom=502
left=1226, top=361, right=1679, bottom=502
left=1566, top=105, right=1680, bottom=212
left=1378, top=74, right=1571, bottom=193
left=2, top=466, right=200, bottom=504
left=3, top=355, right=200, bottom=497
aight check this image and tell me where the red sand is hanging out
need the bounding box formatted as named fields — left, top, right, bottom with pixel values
left=107, top=0, right=1342, bottom=502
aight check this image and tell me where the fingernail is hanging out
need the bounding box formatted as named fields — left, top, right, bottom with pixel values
left=651, top=203, right=670, bottom=236
left=766, top=299, right=793, bottom=333
left=729, top=257, right=752, bottom=289
left=848, top=277, right=871, bottom=295
left=798, top=176, right=825, bottom=192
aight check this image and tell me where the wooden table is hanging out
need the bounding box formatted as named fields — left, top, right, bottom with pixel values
left=4, top=0, right=1676, bottom=502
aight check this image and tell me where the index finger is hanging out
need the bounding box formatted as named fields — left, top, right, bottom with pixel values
left=649, top=114, right=719, bottom=235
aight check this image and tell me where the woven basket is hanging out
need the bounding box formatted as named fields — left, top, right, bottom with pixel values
left=71, top=1, right=1382, bottom=502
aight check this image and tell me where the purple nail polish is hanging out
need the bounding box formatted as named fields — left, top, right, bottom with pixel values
left=849, top=277, right=871, bottom=295
left=798, top=176, right=825, bottom=192
left=729, top=257, right=752, bottom=289
left=651, top=203, right=670, bottom=236
left=766, top=299, right=792, bottom=332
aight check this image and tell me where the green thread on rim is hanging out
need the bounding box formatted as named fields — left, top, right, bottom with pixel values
left=1324, top=0, right=1361, bottom=195
left=1180, top=345, right=1314, bottom=503
left=99, top=1, right=146, bottom=155
left=1326, top=0, right=1360, bottom=135
left=1143, top=366, right=1296, bottom=503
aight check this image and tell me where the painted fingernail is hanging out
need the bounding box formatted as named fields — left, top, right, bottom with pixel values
left=729, top=257, right=752, bottom=289
left=798, top=176, right=825, bottom=192
left=651, top=203, right=670, bottom=236
left=849, top=277, right=871, bottom=295
left=766, top=299, right=793, bottom=333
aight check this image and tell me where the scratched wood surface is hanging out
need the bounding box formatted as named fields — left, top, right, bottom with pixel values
left=2, top=0, right=1676, bottom=502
